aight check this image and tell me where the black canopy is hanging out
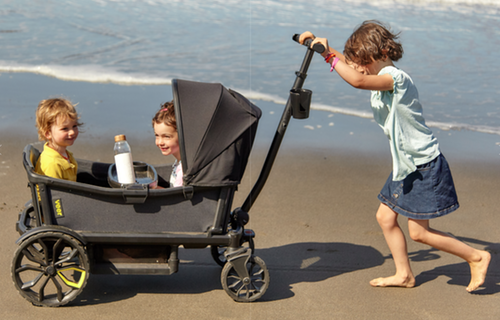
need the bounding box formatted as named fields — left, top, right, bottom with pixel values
left=172, top=79, right=261, bottom=187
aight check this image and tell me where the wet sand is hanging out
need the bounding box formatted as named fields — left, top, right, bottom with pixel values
left=0, top=73, right=499, bottom=319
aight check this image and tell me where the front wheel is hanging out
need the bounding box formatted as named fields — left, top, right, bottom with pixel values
left=11, top=232, right=89, bottom=307
left=221, top=255, right=269, bottom=302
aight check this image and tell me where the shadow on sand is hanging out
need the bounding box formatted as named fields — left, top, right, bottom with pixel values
left=411, top=236, right=500, bottom=295
left=73, top=242, right=384, bottom=306
left=72, top=237, right=498, bottom=306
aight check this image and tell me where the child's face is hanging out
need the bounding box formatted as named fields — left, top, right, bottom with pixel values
left=154, top=122, right=180, bottom=160
left=45, top=116, right=79, bottom=150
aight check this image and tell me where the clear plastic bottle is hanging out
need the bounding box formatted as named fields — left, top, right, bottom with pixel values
left=114, top=134, right=136, bottom=184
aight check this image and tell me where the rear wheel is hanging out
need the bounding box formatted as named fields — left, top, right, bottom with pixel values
left=221, top=255, right=269, bottom=302
left=11, top=232, right=89, bottom=307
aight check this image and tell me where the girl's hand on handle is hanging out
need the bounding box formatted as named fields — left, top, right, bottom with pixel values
left=299, top=31, right=334, bottom=58
left=311, top=37, right=330, bottom=58
left=298, top=31, right=315, bottom=45
left=296, top=31, right=325, bottom=54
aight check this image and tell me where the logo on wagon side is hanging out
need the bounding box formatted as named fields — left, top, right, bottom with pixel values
left=53, top=198, right=65, bottom=218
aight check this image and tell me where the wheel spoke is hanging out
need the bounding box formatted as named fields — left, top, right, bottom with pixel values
left=252, top=268, right=264, bottom=277
left=37, top=239, right=50, bottom=263
left=52, top=238, right=65, bottom=262
left=55, top=249, right=78, bottom=265
left=251, top=278, right=265, bottom=286
left=16, top=263, right=44, bottom=274
left=37, top=274, right=50, bottom=302
left=22, top=247, right=45, bottom=265
left=250, top=278, right=265, bottom=290
left=251, top=269, right=265, bottom=284
left=227, top=274, right=240, bottom=281
left=228, top=277, right=242, bottom=290
left=227, top=270, right=242, bottom=290
left=20, top=272, right=44, bottom=290
left=236, top=283, right=246, bottom=297
left=51, top=275, right=64, bottom=302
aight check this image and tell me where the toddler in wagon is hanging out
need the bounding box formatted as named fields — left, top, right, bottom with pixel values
left=35, top=98, right=82, bottom=180
left=152, top=101, right=183, bottom=187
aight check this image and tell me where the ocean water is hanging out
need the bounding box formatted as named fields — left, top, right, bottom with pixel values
left=1, top=0, right=500, bottom=135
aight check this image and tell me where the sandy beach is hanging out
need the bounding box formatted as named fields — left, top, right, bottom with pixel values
left=1, top=73, right=499, bottom=319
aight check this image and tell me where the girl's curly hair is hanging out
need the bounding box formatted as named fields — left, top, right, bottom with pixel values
left=152, top=101, right=176, bottom=130
left=343, top=20, right=403, bottom=66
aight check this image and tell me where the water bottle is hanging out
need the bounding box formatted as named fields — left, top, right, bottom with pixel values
left=114, top=134, right=136, bottom=184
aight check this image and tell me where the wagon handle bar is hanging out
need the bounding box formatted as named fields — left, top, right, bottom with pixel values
left=240, top=34, right=320, bottom=213
left=292, top=34, right=326, bottom=54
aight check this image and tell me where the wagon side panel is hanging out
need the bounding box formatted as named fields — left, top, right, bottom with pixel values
left=46, top=187, right=224, bottom=233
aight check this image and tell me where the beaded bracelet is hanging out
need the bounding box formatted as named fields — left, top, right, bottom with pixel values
left=330, top=57, right=340, bottom=72
left=324, top=52, right=336, bottom=63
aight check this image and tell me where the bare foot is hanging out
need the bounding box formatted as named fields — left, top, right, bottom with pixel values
left=370, top=275, right=415, bottom=288
left=466, top=250, right=491, bottom=292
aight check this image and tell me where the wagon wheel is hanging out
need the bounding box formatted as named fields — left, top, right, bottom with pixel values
left=211, top=237, right=255, bottom=267
left=11, top=232, right=89, bottom=307
left=221, top=255, right=269, bottom=302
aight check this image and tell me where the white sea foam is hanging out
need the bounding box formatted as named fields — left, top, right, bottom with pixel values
left=0, top=63, right=173, bottom=86
left=310, top=103, right=373, bottom=119
left=312, top=102, right=500, bottom=135
left=425, top=121, right=500, bottom=135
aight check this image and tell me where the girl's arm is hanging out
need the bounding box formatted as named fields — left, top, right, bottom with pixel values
left=333, top=59, right=394, bottom=91
left=299, top=32, right=393, bottom=91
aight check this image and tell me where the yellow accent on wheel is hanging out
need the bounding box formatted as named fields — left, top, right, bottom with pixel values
left=57, top=267, right=87, bottom=288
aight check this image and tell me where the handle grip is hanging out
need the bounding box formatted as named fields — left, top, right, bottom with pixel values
left=292, top=34, right=325, bottom=54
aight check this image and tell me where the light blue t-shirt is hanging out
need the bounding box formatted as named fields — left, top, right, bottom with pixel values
left=371, top=66, right=440, bottom=181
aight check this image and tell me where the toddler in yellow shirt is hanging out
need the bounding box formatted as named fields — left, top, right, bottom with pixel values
left=35, top=98, right=82, bottom=180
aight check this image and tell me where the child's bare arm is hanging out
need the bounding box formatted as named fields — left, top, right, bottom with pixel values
left=332, top=60, right=394, bottom=91
left=300, top=33, right=393, bottom=91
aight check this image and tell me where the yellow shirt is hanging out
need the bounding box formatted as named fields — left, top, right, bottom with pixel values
left=35, top=142, right=78, bottom=181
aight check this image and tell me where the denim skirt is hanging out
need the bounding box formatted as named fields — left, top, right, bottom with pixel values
left=378, top=153, right=459, bottom=220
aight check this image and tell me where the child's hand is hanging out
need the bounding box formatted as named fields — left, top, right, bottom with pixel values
left=299, top=32, right=330, bottom=58
left=298, top=31, right=315, bottom=45
left=311, top=37, right=330, bottom=57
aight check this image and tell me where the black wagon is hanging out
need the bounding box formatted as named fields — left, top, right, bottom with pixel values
left=11, top=36, right=324, bottom=307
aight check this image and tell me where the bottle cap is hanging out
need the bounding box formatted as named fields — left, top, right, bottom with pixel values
left=114, top=134, right=126, bottom=142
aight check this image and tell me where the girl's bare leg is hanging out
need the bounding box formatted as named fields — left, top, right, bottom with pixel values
left=408, top=219, right=491, bottom=292
left=370, top=204, right=415, bottom=288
